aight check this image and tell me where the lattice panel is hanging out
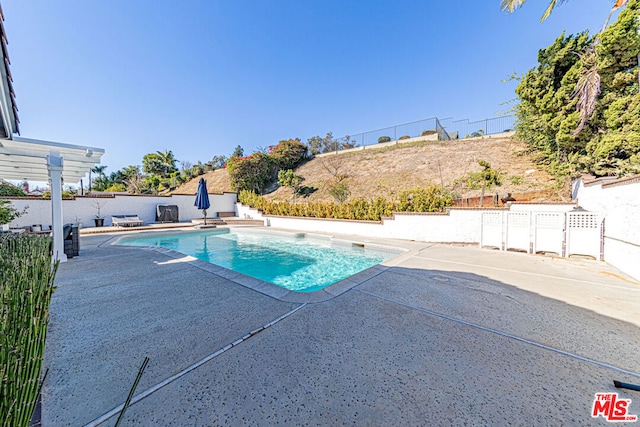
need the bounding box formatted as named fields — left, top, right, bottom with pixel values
left=568, top=213, right=600, bottom=229
left=508, top=213, right=530, bottom=228
left=535, top=213, right=563, bottom=229
left=482, top=213, right=502, bottom=226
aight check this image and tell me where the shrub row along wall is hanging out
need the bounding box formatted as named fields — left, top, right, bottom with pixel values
left=3, top=193, right=237, bottom=229
left=238, top=202, right=492, bottom=243
left=238, top=187, right=453, bottom=221
left=574, top=175, right=640, bottom=281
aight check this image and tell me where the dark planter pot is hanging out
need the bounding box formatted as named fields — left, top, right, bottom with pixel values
left=94, top=218, right=104, bottom=227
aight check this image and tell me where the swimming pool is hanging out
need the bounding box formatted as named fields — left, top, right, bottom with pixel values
left=117, top=229, right=400, bottom=292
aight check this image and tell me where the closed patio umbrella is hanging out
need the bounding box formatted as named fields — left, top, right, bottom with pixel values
left=194, top=178, right=211, bottom=225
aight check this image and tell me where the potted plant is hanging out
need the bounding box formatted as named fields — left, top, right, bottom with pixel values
left=91, top=199, right=107, bottom=227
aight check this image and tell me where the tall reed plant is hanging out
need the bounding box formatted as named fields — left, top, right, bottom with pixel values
left=0, top=234, right=58, bottom=427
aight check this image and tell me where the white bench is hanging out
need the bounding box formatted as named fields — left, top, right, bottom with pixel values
left=111, top=215, right=145, bottom=227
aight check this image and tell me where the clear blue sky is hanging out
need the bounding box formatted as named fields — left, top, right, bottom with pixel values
left=2, top=0, right=619, bottom=180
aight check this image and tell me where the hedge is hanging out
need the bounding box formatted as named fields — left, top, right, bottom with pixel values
left=238, top=185, right=452, bottom=221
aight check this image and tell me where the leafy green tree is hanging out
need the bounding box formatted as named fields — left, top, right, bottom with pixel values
left=307, top=132, right=345, bottom=154
left=231, top=145, right=244, bottom=158
left=121, top=165, right=143, bottom=181
left=0, top=182, right=26, bottom=197
left=342, top=135, right=357, bottom=150
left=207, top=155, right=227, bottom=170
left=277, top=169, right=305, bottom=202
left=104, top=183, right=126, bottom=192
left=119, top=166, right=146, bottom=193
left=91, top=165, right=113, bottom=192
left=462, top=160, right=503, bottom=206
left=0, top=200, right=26, bottom=224
left=226, top=152, right=274, bottom=194
left=145, top=175, right=161, bottom=193
left=107, top=170, right=126, bottom=187
left=90, top=165, right=108, bottom=192
left=142, top=150, right=178, bottom=178
left=307, top=135, right=323, bottom=155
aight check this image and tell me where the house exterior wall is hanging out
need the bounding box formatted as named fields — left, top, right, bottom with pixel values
left=573, top=176, right=640, bottom=281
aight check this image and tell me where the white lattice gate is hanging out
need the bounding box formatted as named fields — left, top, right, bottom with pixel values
left=533, top=212, right=565, bottom=256
left=480, top=212, right=503, bottom=249
left=505, top=212, right=531, bottom=253
left=566, top=212, right=604, bottom=259
left=479, top=209, right=603, bottom=260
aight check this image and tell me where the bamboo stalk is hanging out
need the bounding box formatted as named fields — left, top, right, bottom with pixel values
left=0, top=234, right=58, bottom=427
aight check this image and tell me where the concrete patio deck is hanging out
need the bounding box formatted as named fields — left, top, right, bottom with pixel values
left=43, top=227, right=640, bottom=426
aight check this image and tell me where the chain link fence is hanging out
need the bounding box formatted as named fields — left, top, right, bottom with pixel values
left=332, top=115, right=516, bottom=153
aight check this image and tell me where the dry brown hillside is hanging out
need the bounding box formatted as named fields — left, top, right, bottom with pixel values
left=173, top=134, right=569, bottom=202
left=172, top=168, right=233, bottom=195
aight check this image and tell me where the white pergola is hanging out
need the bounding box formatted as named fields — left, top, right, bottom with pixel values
left=0, top=137, right=105, bottom=263
left=0, top=7, right=104, bottom=262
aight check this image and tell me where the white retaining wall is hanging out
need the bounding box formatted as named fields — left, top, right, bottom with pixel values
left=238, top=202, right=615, bottom=265
left=237, top=203, right=568, bottom=244
left=574, top=176, right=640, bottom=281
left=4, top=193, right=237, bottom=228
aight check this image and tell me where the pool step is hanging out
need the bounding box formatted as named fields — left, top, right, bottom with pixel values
left=191, top=218, right=265, bottom=226
left=220, top=218, right=265, bottom=226
left=190, top=218, right=226, bottom=225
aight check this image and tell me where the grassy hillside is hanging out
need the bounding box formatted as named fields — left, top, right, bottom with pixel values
left=173, top=134, right=567, bottom=202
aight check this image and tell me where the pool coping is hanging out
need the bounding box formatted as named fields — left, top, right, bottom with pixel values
left=107, top=227, right=414, bottom=303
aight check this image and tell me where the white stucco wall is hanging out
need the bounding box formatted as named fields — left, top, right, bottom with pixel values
left=508, top=203, right=575, bottom=213
left=238, top=200, right=629, bottom=275
left=237, top=203, right=486, bottom=244
left=4, top=193, right=237, bottom=228
left=574, top=177, right=640, bottom=281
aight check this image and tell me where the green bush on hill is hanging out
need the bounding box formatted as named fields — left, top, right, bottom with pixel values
left=269, top=139, right=308, bottom=170
left=328, top=181, right=351, bottom=203
left=227, top=152, right=274, bottom=194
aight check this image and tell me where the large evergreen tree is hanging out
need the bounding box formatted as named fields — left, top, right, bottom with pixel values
left=515, top=0, right=640, bottom=177
left=504, top=0, right=631, bottom=135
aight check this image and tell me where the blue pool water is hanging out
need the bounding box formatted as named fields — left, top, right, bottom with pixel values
left=117, top=229, right=399, bottom=292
